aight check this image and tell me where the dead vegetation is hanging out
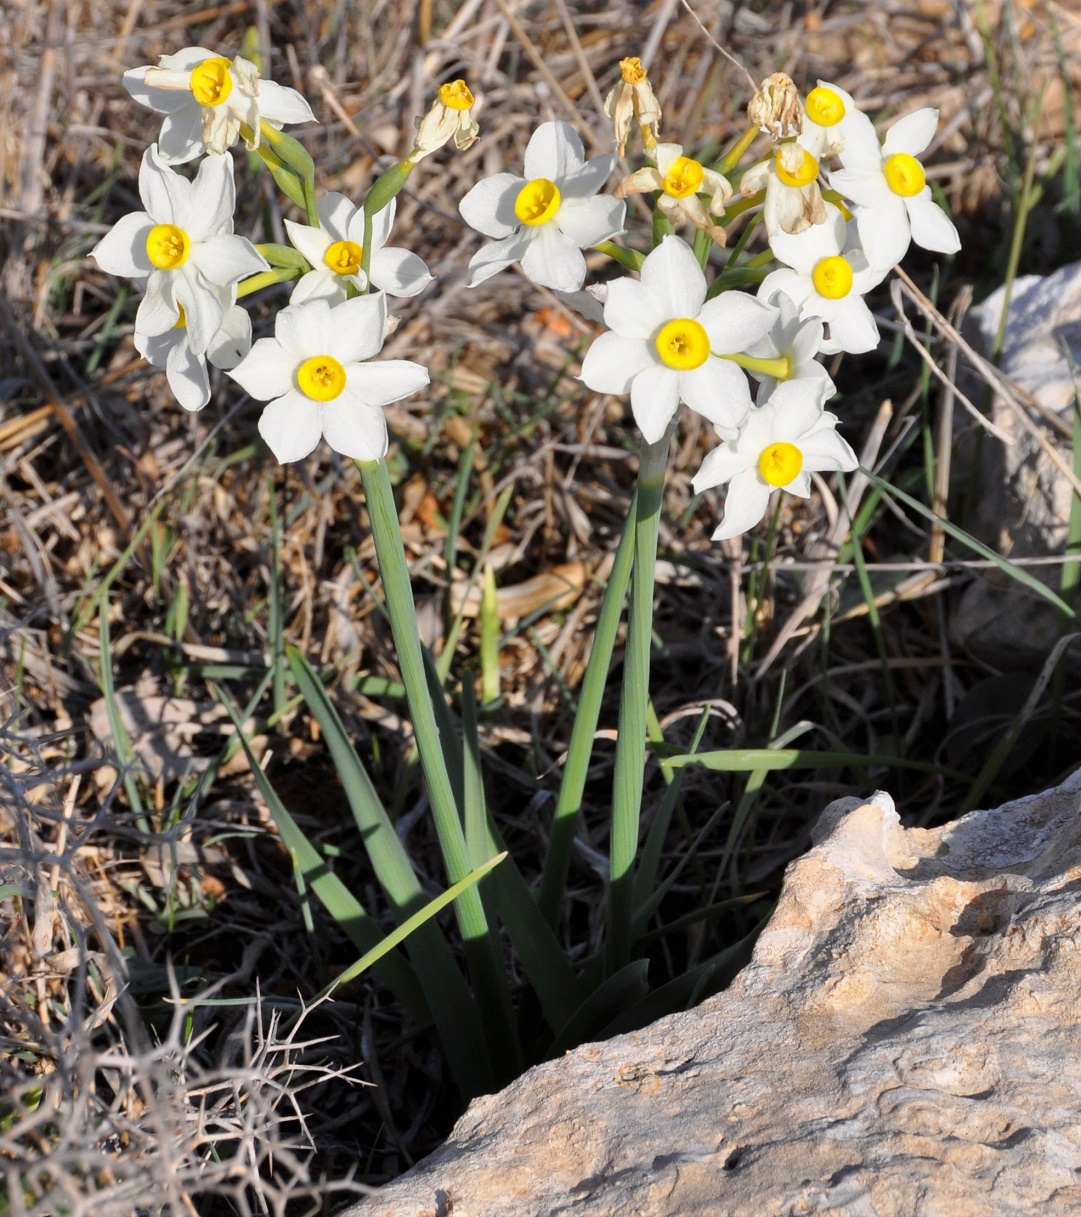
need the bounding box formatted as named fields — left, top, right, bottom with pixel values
left=2, top=0, right=1081, bottom=1211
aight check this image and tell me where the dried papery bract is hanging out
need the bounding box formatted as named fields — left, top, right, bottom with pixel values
left=408, top=79, right=480, bottom=165
left=604, top=56, right=662, bottom=157
left=748, top=72, right=803, bottom=139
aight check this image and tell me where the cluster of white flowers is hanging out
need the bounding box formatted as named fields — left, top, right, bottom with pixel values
left=92, top=47, right=477, bottom=460
left=94, top=45, right=960, bottom=541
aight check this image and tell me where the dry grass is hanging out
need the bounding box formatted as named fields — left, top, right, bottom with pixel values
left=2, top=0, right=1081, bottom=1211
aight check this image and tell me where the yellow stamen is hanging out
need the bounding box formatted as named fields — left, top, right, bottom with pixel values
left=620, top=57, right=647, bottom=84
left=663, top=156, right=705, bottom=199
left=189, top=57, right=233, bottom=107
left=146, top=223, right=190, bottom=270
left=758, top=441, right=803, bottom=487
left=654, top=318, right=710, bottom=371
left=812, top=255, right=854, bottom=299
left=805, top=86, right=845, bottom=128
left=883, top=152, right=926, bottom=197
left=438, top=79, right=474, bottom=111
left=514, top=178, right=561, bottom=226
left=324, top=240, right=363, bottom=276
left=775, top=146, right=819, bottom=188
left=297, top=354, right=346, bottom=402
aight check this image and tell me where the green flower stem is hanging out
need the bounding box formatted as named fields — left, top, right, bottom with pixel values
left=361, top=161, right=415, bottom=291
left=236, top=266, right=302, bottom=297
left=358, top=458, right=510, bottom=1064
left=537, top=487, right=638, bottom=927
left=255, top=242, right=311, bottom=270
left=593, top=240, right=645, bottom=272
left=606, top=429, right=671, bottom=974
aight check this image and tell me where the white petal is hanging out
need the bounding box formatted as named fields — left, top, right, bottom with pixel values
left=520, top=225, right=587, bottom=292
left=284, top=218, right=332, bottom=268
left=158, top=46, right=218, bottom=70
left=883, top=108, right=938, bottom=158
left=258, top=390, right=324, bottom=463
left=523, top=120, right=584, bottom=182
left=257, top=79, right=316, bottom=126
left=800, top=426, right=858, bottom=473
left=227, top=337, right=297, bottom=400
left=758, top=268, right=814, bottom=311
left=580, top=332, right=654, bottom=394
left=906, top=194, right=961, bottom=255
left=166, top=337, right=212, bottom=411
left=679, top=358, right=753, bottom=431
left=318, top=191, right=356, bottom=240
left=768, top=206, right=845, bottom=272
left=123, top=67, right=193, bottom=115
left=855, top=200, right=911, bottom=271
left=711, top=469, right=772, bottom=541
left=554, top=195, right=626, bottom=248
left=320, top=391, right=389, bottom=461
left=365, top=195, right=396, bottom=250
left=344, top=359, right=429, bottom=407
left=136, top=274, right=180, bottom=336
left=288, top=268, right=345, bottom=305
left=561, top=153, right=617, bottom=199
left=368, top=245, right=432, bottom=297
left=629, top=364, right=681, bottom=443
left=183, top=153, right=236, bottom=239
left=767, top=379, right=830, bottom=439
left=640, top=236, right=706, bottom=319
left=824, top=297, right=880, bottom=354
left=325, top=294, right=387, bottom=365
left=603, top=276, right=667, bottom=338
left=692, top=441, right=752, bottom=492
left=91, top=212, right=154, bottom=279
left=173, top=273, right=223, bottom=354
left=155, top=107, right=206, bottom=163
left=191, top=235, right=268, bottom=286
left=698, top=293, right=777, bottom=355
left=276, top=298, right=333, bottom=359
left=465, top=231, right=533, bottom=286
left=459, top=174, right=523, bottom=238
left=207, top=305, right=252, bottom=370
left=140, top=145, right=188, bottom=224
left=829, top=166, right=893, bottom=209
left=833, top=111, right=883, bottom=171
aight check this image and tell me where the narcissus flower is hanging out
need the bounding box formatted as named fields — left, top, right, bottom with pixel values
left=408, top=79, right=479, bottom=164
left=135, top=293, right=251, bottom=411
left=758, top=203, right=886, bottom=354
left=459, top=120, right=625, bottom=293
left=603, top=56, right=662, bottom=157
left=740, top=142, right=827, bottom=237
left=743, top=296, right=836, bottom=404
left=615, top=142, right=731, bottom=243
left=284, top=192, right=432, bottom=304
left=828, top=107, right=961, bottom=272
left=580, top=235, right=776, bottom=443
left=747, top=73, right=803, bottom=140
left=226, top=294, right=429, bottom=463
left=124, top=47, right=315, bottom=162
left=692, top=379, right=857, bottom=541
left=798, top=81, right=874, bottom=160
left=90, top=146, right=268, bottom=356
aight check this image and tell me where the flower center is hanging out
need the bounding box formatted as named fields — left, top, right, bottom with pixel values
left=883, top=152, right=927, bottom=197
left=146, top=223, right=190, bottom=270
left=324, top=240, right=363, bottom=276
left=805, top=86, right=846, bottom=127
left=812, top=255, right=854, bottom=299
left=189, top=56, right=233, bottom=107
left=297, top=354, right=346, bottom=402
left=663, top=156, right=705, bottom=199
left=439, top=79, right=474, bottom=110
left=775, top=145, right=819, bottom=188
left=654, top=318, right=710, bottom=371
left=514, top=178, right=561, bottom=226
left=758, top=441, right=803, bottom=487
left=620, top=56, right=647, bottom=84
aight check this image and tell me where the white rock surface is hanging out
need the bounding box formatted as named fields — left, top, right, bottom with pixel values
left=345, top=769, right=1081, bottom=1216
left=954, top=265, right=1081, bottom=664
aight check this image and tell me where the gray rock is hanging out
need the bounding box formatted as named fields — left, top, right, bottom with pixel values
left=344, top=769, right=1081, bottom=1216
left=953, top=266, right=1081, bottom=666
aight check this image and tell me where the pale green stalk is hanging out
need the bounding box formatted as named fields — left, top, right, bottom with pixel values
left=358, top=458, right=514, bottom=1067
left=606, top=430, right=671, bottom=973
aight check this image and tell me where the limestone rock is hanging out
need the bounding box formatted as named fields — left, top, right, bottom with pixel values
left=953, top=265, right=1081, bottom=665
left=344, top=769, right=1081, bottom=1216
